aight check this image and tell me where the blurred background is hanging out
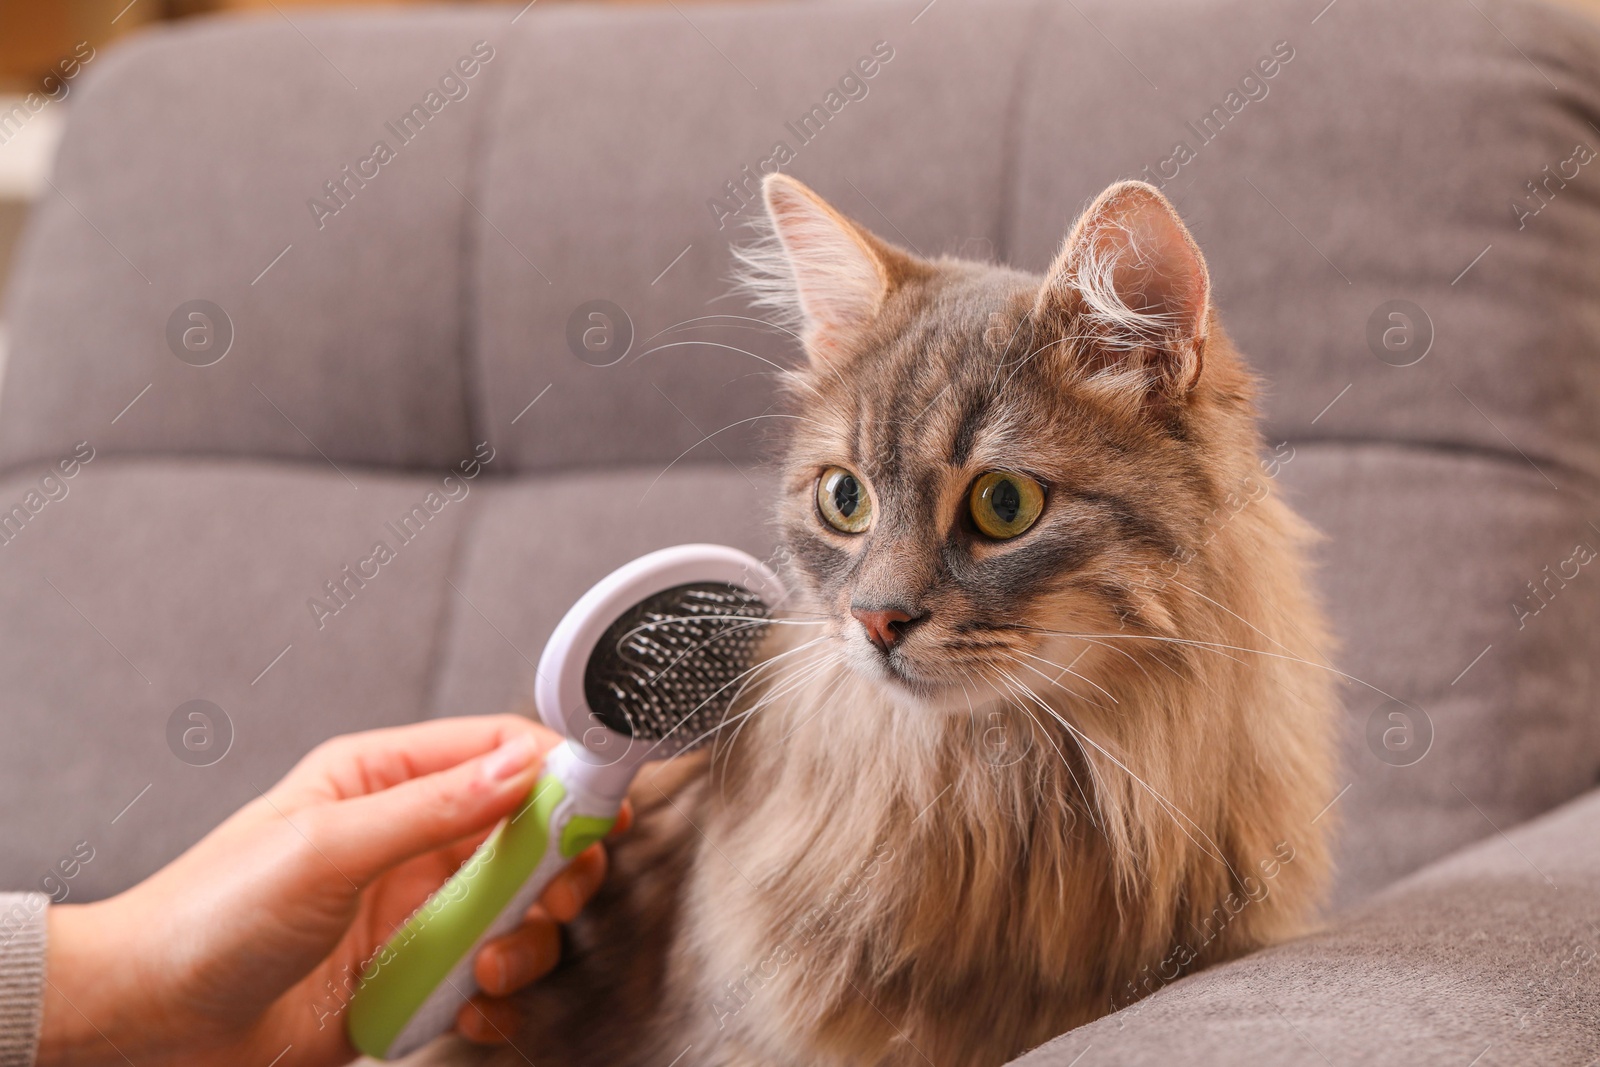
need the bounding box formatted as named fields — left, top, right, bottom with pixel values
left=4, top=0, right=1600, bottom=1058
left=0, top=0, right=672, bottom=308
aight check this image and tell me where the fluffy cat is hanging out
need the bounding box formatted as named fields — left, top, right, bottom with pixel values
left=453, top=175, right=1337, bottom=1067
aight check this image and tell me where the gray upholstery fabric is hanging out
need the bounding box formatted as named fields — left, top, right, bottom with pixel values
left=430, top=465, right=776, bottom=718
left=0, top=13, right=504, bottom=471
left=1007, top=0, right=1600, bottom=476
left=1014, top=786, right=1600, bottom=1066
left=472, top=4, right=1029, bottom=471
left=1282, top=445, right=1600, bottom=907
left=0, top=456, right=764, bottom=902
left=1, top=0, right=1599, bottom=1062
left=0, top=458, right=470, bottom=898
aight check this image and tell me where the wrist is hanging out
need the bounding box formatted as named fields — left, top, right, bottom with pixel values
left=36, top=899, right=157, bottom=1067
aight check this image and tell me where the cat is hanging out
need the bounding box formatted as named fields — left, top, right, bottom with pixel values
left=450, top=174, right=1338, bottom=1067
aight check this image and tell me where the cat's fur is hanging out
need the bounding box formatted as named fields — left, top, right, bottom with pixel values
left=460, top=176, right=1338, bottom=1067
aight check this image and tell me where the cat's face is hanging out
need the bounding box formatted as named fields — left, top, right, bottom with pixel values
left=745, top=176, right=1248, bottom=707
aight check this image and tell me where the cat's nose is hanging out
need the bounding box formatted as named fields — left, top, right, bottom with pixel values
left=851, top=606, right=922, bottom=651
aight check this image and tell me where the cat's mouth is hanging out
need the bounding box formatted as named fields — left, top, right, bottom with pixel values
left=875, top=653, right=928, bottom=690
left=844, top=633, right=927, bottom=688
left=847, top=637, right=968, bottom=704
left=854, top=651, right=1000, bottom=717
left=836, top=608, right=1000, bottom=707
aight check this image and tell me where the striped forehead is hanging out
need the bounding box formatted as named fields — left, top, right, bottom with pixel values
left=828, top=352, right=1039, bottom=487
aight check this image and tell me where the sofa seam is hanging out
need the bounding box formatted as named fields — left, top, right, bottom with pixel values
left=450, top=14, right=511, bottom=475
left=419, top=475, right=489, bottom=720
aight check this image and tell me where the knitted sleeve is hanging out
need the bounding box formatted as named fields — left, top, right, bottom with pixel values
left=0, top=894, right=47, bottom=1067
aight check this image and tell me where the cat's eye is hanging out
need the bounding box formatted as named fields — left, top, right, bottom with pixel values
left=817, top=466, right=873, bottom=533
left=969, top=471, right=1045, bottom=540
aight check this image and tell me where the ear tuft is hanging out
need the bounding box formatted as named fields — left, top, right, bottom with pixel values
left=733, top=174, right=902, bottom=364
left=1036, top=181, right=1211, bottom=395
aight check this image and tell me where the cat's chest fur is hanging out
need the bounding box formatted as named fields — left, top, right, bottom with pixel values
left=669, top=673, right=1117, bottom=1067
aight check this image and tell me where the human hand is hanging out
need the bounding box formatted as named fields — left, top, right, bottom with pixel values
left=38, top=715, right=627, bottom=1066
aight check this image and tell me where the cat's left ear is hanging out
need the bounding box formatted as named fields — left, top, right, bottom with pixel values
left=1034, top=181, right=1211, bottom=396
left=747, top=174, right=913, bottom=364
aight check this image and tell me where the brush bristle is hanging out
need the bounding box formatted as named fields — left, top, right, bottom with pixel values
left=582, top=582, right=770, bottom=753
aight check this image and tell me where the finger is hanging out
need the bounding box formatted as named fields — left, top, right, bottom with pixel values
left=279, top=715, right=563, bottom=803
left=474, top=907, right=561, bottom=996
left=456, top=995, right=521, bottom=1045
left=300, top=734, right=548, bottom=886
left=610, top=799, right=634, bottom=837
left=540, top=843, right=608, bottom=924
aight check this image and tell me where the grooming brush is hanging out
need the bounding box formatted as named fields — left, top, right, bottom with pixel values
left=348, top=544, right=783, bottom=1059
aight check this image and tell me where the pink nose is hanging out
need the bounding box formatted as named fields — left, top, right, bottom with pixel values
left=852, top=607, right=916, bottom=651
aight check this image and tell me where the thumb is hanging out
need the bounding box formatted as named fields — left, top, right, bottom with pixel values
left=305, top=734, right=547, bottom=886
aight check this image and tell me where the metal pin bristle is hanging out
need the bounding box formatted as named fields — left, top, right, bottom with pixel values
left=582, top=582, right=770, bottom=751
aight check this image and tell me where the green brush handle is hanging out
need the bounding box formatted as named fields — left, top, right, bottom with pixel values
left=347, top=742, right=620, bottom=1059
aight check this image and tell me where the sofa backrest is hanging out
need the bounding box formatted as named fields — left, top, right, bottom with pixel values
left=4, top=0, right=1599, bottom=905
left=8, top=1, right=1599, bottom=477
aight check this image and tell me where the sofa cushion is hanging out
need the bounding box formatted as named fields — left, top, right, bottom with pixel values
left=1011, top=785, right=1600, bottom=1066
left=1282, top=444, right=1600, bottom=906
left=0, top=11, right=507, bottom=474
left=0, top=457, right=765, bottom=900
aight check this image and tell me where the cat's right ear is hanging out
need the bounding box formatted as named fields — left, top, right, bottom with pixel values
left=742, top=174, right=907, bottom=364
left=1033, top=181, right=1211, bottom=399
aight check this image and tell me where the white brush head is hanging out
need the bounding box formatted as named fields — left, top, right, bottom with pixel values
left=534, top=545, right=785, bottom=770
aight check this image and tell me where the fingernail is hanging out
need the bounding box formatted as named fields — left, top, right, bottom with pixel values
left=481, top=735, right=537, bottom=782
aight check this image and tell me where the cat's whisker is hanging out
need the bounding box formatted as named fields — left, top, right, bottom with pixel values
left=714, top=653, right=852, bottom=802
left=632, top=334, right=827, bottom=402
left=710, top=652, right=842, bottom=803
left=762, top=604, right=835, bottom=619
left=995, top=620, right=1172, bottom=688
left=1005, top=648, right=1120, bottom=706
left=640, top=313, right=804, bottom=346
left=1040, top=623, right=1297, bottom=714
left=1021, top=628, right=1402, bottom=704
left=994, top=652, right=1109, bottom=717
left=1155, top=573, right=1328, bottom=667
left=999, top=665, right=1217, bottom=866
left=774, top=661, right=859, bottom=747
left=1060, top=630, right=1230, bottom=701
left=1029, top=625, right=1249, bottom=666
left=708, top=647, right=841, bottom=771
left=1055, top=632, right=1169, bottom=688
left=669, top=644, right=838, bottom=787
left=728, top=634, right=837, bottom=693
left=1032, top=628, right=1253, bottom=708
left=999, top=666, right=1238, bottom=879
left=710, top=642, right=837, bottom=739
left=613, top=613, right=826, bottom=648
left=628, top=339, right=789, bottom=375
left=640, top=634, right=837, bottom=761
left=638, top=413, right=822, bottom=506
left=991, top=670, right=1103, bottom=829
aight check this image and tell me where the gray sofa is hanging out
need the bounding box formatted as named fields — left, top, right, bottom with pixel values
left=3, top=0, right=1599, bottom=1062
